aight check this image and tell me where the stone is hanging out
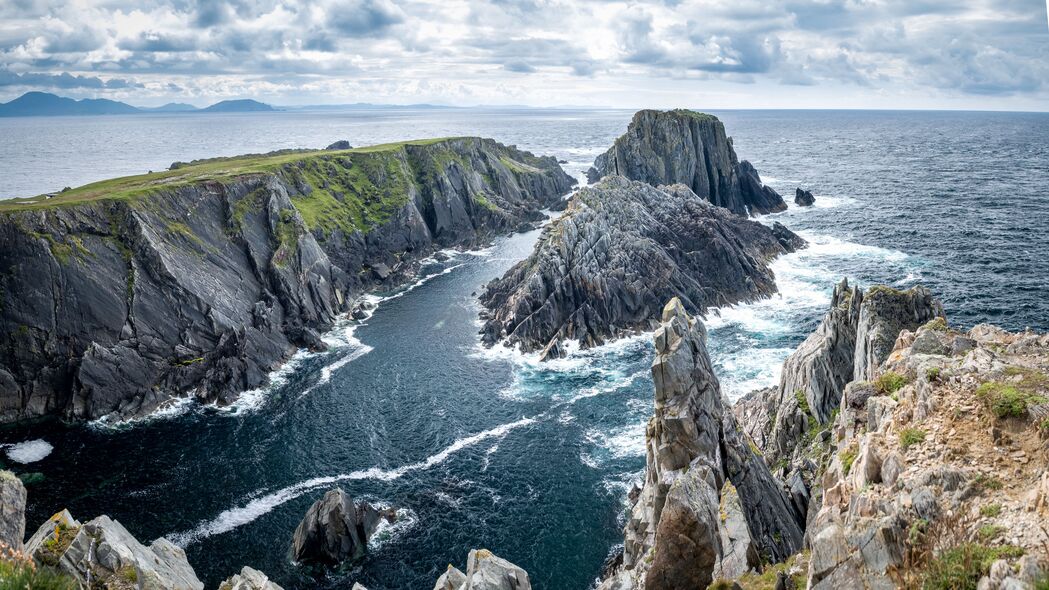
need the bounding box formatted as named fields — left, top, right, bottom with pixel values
left=714, top=482, right=760, bottom=579
left=219, top=566, right=285, bottom=590
left=880, top=453, right=904, bottom=486
left=911, top=328, right=949, bottom=356
left=325, top=140, right=352, bottom=150
left=588, top=109, right=787, bottom=216
left=794, top=188, right=815, bottom=206
left=461, top=549, right=531, bottom=590
left=645, top=465, right=722, bottom=590
left=854, top=286, right=943, bottom=381
left=434, top=564, right=468, bottom=590
left=479, top=176, right=803, bottom=356
left=291, top=488, right=385, bottom=566
left=0, top=471, right=26, bottom=551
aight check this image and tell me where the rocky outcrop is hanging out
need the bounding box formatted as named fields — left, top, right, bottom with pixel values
left=219, top=566, right=285, bottom=590
left=291, top=488, right=392, bottom=566
left=0, top=470, right=25, bottom=551
left=853, top=285, right=943, bottom=382
left=425, top=549, right=529, bottom=590
left=586, top=110, right=787, bottom=216
left=24, top=511, right=203, bottom=589
left=794, top=188, right=815, bottom=206
left=479, top=176, right=804, bottom=358
left=0, top=138, right=574, bottom=423
left=600, top=299, right=803, bottom=590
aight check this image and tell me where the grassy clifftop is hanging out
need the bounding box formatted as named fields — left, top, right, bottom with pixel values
left=0, top=136, right=555, bottom=234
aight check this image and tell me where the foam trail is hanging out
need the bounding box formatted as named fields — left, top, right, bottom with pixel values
left=167, top=417, right=535, bottom=546
left=376, top=264, right=463, bottom=303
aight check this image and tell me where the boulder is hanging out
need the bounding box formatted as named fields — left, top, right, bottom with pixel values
left=794, top=188, right=815, bottom=207
left=291, top=488, right=386, bottom=566
left=325, top=140, right=352, bottom=150
left=460, top=549, right=531, bottom=590
left=0, top=471, right=26, bottom=551
left=434, top=564, right=468, bottom=590
left=219, top=566, right=285, bottom=590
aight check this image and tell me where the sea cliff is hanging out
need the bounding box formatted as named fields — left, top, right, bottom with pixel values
left=0, top=138, right=574, bottom=423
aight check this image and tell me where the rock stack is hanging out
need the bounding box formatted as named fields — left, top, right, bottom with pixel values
left=795, top=188, right=815, bottom=206
left=290, top=488, right=393, bottom=566
left=586, top=109, right=787, bottom=216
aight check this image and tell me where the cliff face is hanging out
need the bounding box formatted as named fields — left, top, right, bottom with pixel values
left=587, top=110, right=787, bottom=216
left=599, top=299, right=803, bottom=590
left=478, top=176, right=803, bottom=358
left=0, top=138, right=574, bottom=423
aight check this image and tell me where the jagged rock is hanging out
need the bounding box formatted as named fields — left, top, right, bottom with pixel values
left=457, top=549, right=531, bottom=590
left=219, top=566, right=285, bottom=590
left=434, top=564, right=467, bottom=590
left=0, top=138, right=574, bottom=423
left=589, top=110, right=787, bottom=216
left=714, top=483, right=760, bottom=579
left=479, top=176, right=803, bottom=356
left=794, top=188, right=815, bottom=206
left=325, top=140, right=352, bottom=150
left=0, top=470, right=25, bottom=551
left=771, top=222, right=807, bottom=252
left=645, top=464, right=722, bottom=590
left=26, top=513, right=203, bottom=590
left=352, top=584, right=369, bottom=590
left=291, top=488, right=386, bottom=566
left=853, top=286, right=943, bottom=381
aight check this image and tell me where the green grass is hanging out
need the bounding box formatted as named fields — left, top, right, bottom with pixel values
left=0, top=137, right=466, bottom=211
left=37, top=522, right=80, bottom=567
left=728, top=551, right=808, bottom=589
left=876, top=371, right=909, bottom=395
left=0, top=555, right=77, bottom=590
left=900, top=427, right=927, bottom=449
left=924, top=317, right=949, bottom=332
left=667, top=109, right=720, bottom=123
left=926, top=367, right=941, bottom=381
left=976, top=525, right=1005, bottom=541
left=840, top=444, right=858, bottom=476
left=921, top=544, right=1024, bottom=590
left=975, top=381, right=1047, bottom=418
left=979, top=504, right=1001, bottom=517
left=973, top=474, right=1003, bottom=491
left=794, top=389, right=811, bottom=416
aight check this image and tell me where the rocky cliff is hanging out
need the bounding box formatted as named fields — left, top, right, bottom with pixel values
left=599, top=299, right=803, bottom=590
left=0, top=138, right=574, bottom=422
left=587, top=110, right=787, bottom=216
left=479, top=176, right=803, bottom=358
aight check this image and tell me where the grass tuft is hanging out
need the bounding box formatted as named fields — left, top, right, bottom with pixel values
left=876, top=371, right=909, bottom=395
left=900, top=428, right=927, bottom=450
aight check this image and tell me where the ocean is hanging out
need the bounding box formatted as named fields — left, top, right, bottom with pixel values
left=0, top=108, right=1046, bottom=589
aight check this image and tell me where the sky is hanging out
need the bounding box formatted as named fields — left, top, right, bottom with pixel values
left=0, top=0, right=1047, bottom=110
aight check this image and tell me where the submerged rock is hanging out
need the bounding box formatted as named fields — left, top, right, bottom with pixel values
left=794, top=188, right=815, bottom=206
left=479, top=176, right=804, bottom=357
left=291, top=488, right=390, bottom=566
left=588, top=110, right=787, bottom=216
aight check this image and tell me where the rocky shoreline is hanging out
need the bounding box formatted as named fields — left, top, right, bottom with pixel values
left=0, top=138, right=574, bottom=423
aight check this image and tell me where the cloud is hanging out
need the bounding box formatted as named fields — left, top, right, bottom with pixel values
left=0, top=0, right=1045, bottom=107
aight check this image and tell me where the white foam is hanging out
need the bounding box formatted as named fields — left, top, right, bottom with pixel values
left=375, top=264, right=464, bottom=303
left=4, top=439, right=53, bottom=463
left=583, top=420, right=647, bottom=464
left=89, top=394, right=199, bottom=430
left=367, top=506, right=418, bottom=551
left=167, top=417, right=535, bottom=546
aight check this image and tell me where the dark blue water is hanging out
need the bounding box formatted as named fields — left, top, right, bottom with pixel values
left=0, top=109, right=1046, bottom=589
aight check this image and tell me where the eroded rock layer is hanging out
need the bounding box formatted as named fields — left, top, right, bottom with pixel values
left=587, top=110, right=787, bottom=216
left=0, top=138, right=574, bottom=422
left=479, top=176, right=803, bottom=358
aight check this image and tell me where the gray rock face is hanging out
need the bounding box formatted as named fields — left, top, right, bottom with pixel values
left=219, top=566, right=285, bottom=590
left=608, top=299, right=803, bottom=589
left=853, top=286, right=943, bottom=381
left=479, top=176, right=803, bottom=357
left=587, top=110, right=787, bottom=216
left=794, top=188, right=815, bottom=207
left=26, top=512, right=203, bottom=590
left=434, top=564, right=467, bottom=590
left=0, top=471, right=25, bottom=551
left=0, top=138, right=574, bottom=423
left=460, top=549, right=531, bottom=590
left=713, top=483, right=760, bottom=580
left=291, top=488, right=386, bottom=566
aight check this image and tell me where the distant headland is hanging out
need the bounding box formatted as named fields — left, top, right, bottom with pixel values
left=0, top=91, right=276, bottom=117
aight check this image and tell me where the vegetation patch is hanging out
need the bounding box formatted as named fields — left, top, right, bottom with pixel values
left=920, top=543, right=1023, bottom=590
left=840, top=444, right=859, bottom=476
left=975, top=381, right=1047, bottom=419
left=973, top=474, right=1003, bottom=492
left=875, top=371, right=909, bottom=395
left=37, top=523, right=80, bottom=567
left=726, top=550, right=808, bottom=590
left=926, top=367, right=941, bottom=381
left=979, top=504, right=1001, bottom=517
left=924, top=317, right=949, bottom=332
left=900, top=427, right=927, bottom=450
left=0, top=546, right=77, bottom=590
left=794, top=389, right=811, bottom=416
left=976, top=525, right=1006, bottom=541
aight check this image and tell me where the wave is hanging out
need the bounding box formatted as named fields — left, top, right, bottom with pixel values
left=3, top=439, right=54, bottom=463
left=167, top=417, right=536, bottom=546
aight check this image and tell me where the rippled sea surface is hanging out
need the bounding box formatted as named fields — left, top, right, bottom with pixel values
left=1, top=109, right=1046, bottom=589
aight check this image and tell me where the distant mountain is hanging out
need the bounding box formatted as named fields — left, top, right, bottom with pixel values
left=201, top=99, right=274, bottom=113
left=142, top=102, right=199, bottom=112
left=0, top=92, right=278, bottom=117
left=0, top=91, right=140, bottom=117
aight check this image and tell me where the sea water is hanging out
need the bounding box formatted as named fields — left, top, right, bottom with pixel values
left=0, top=109, right=1046, bottom=589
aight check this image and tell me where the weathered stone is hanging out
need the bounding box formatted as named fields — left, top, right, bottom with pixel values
left=461, top=549, right=531, bottom=590
left=219, top=566, right=285, bottom=590
left=588, top=109, right=787, bottom=216
left=291, top=488, right=385, bottom=566
left=0, top=471, right=25, bottom=551
left=714, top=482, right=760, bottom=579
left=434, top=564, right=468, bottom=590
left=854, top=286, right=944, bottom=381
left=480, top=176, right=802, bottom=357
left=644, top=464, right=721, bottom=590
left=794, top=188, right=815, bottom=206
